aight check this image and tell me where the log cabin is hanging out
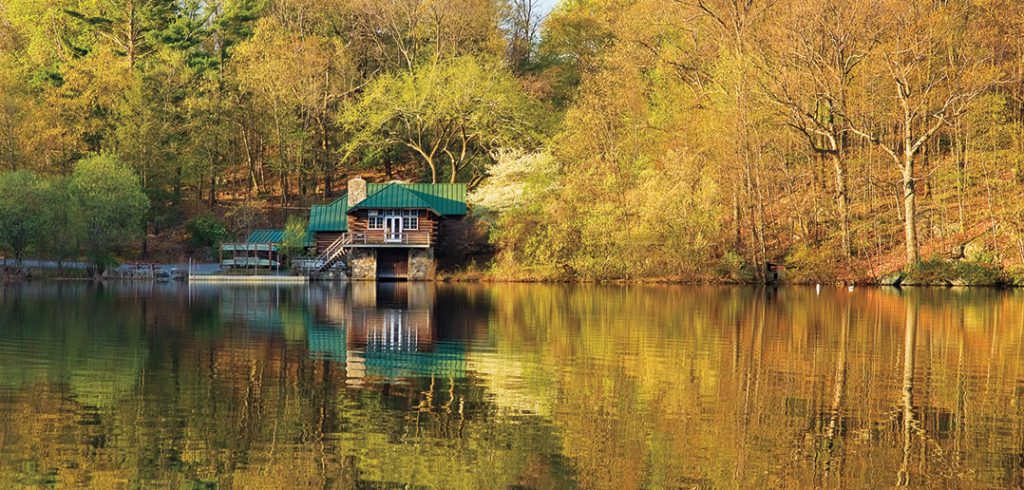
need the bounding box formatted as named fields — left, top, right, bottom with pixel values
left=305, top=178, right=467, bottom=280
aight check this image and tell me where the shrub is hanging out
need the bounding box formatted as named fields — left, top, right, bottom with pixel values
left=785, top=242, right=842, bottom=284
left=905, top=258, right=952, bottom=285
left=906, top=257, right=1006, bottom=286
left=953, top=260, right=1006, bottom=286
left=280, top=216, right=308, bottom=259
left=0, top=170, right=48, bottom=263
left=187, top=215, right=229, bottom=249
left=715, top=251, right=755, bottom=283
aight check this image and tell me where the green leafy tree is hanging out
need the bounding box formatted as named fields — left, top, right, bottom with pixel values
left=345, top=56, right=540, bottom=184
left=68, top=154, right=150, bottom=273
left=0, top=170, right=48, bottom=265
left=280, top=215, right=307, bottom=260
left=39, top=176, right=80, bottom=268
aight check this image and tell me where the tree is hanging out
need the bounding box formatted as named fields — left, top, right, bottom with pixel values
left=232, top=16, right=358, bottom=202
left=766, top=0, right=878, bottom=258
left=502, top=0, right=544, bottom=71
left=345, top=56, right=538, bottom=184
left=344, top=0, right=505, bottom=72
left=68, top=154, right=150, bottom=273
left=280, top=215, right=307, bottom=260
left=0, top=170, right=48, bottom=265
left=849, top=0, right=988, bottom=266
left=63, top=0, right=177, bottom=69
left=39, top=176, right=80, bottom=268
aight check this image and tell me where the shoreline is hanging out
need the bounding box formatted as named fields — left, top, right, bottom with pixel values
left=4, top=274, right=1021, bottom=289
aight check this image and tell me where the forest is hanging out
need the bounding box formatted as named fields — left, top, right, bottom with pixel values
left=2, top=0, right=1024, bottom=283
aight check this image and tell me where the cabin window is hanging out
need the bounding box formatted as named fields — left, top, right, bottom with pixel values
left=367, top=210, right=384, bottom=230
left=401, top=210, right=418, bottom=230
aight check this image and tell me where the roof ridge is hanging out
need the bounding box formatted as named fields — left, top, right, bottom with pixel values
left=361, top=181, right=400, bottom=201
left=350, top=183, right=437, bottom=213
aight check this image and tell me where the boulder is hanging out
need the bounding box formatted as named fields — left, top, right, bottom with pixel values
left=878, top=271, right=904, bottom=286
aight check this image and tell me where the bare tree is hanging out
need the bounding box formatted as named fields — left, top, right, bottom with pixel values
left=502, top=0, right=544, bottom=70
left=848, top=1, right=985, bottom=266
left=765, top=0, right=878, bottom=258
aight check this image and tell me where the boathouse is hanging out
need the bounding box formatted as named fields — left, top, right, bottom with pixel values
left=305, top=178, right=467, bottom=281
left=219, top=229, right=287, bottom=270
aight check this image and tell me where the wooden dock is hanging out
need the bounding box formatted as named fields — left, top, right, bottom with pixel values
left=189, top=275, right=308, bottom=283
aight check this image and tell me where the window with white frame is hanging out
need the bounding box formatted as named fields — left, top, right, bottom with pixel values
left=367, top=210, right=384, bottom=230
left=367, top=209, right=419, bottom=230
left=401, top=210, right=418, bottom=230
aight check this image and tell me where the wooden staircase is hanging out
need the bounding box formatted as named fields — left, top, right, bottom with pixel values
left=297, top=233, right=353, bottom=275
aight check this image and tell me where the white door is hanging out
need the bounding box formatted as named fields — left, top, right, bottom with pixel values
left=384, top=215, right=403, bottom=242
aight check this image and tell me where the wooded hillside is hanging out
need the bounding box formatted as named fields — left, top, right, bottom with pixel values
left=2, top=0, right=1024, bottom=282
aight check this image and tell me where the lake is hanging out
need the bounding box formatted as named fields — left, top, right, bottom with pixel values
left=0, top=283, right=1023, bottom=488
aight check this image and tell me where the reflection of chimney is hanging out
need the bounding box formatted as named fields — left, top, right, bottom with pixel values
left=348, top=177, right=367, bottom=208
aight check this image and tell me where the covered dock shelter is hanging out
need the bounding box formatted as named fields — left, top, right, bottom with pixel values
left=219, top=229, right=285, bottom=270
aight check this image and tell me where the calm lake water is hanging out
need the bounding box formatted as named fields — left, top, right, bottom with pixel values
left=1, top=283, right=1023, bottom=488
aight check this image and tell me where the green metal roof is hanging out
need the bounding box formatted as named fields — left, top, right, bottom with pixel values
left=354, top=182, right=467, bottom=216
left=349, top=183, right=437, bottom=213
left=308, top=195, right=348, bottom=233
left=245, top=228, right=313, bottom=247
left=246, top=229, right=284, bottom=243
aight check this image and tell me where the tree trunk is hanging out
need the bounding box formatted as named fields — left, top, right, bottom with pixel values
left=209, top=171, right=216, bottom=207
left=902, top=154, right=919, bottom=266
left=831, top=153, right=851, bottom=258
left=173, top=166, right=182, bottom=205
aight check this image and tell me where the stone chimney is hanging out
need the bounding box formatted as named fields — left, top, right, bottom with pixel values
left=348, top=177, right=367, bottom=208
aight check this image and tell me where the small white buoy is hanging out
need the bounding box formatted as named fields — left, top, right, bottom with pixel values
left=816, top=284, right=821, bottom=295
left=847, top=285, right=854, bottom=292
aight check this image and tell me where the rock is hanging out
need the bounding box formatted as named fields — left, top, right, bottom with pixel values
left=878, top=271, right=904, bottom=286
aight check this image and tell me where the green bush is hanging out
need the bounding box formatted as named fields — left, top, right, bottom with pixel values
left=280, top=216, right=308, bottom=259
left=905, top=258, right=952, bottom=285
left=0, top=170, right=48, bottom=262
left=905, top=257, right=1006, bottom=286
left=715, top=251, right=754, bottom=283
left=785, top=242, right=841, bottom=284
left=187, top=215, right=229, bottom=249
left=953, top=260, right=1006, bottom=286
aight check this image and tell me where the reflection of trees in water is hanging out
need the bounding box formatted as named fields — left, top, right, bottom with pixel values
left=4, top=284, right=1024, bottom=488
left=484, top=285, right=1024, bottom=488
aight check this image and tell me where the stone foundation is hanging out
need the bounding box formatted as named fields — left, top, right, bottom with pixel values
left=345, top=247, right=436, bottom=281
left=348, top=248, right=377, bottom=281
left=408, top=248, right=436, bottom=281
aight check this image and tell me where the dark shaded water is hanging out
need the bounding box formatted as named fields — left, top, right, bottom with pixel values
left=1, top=283, right=1023, bottom=488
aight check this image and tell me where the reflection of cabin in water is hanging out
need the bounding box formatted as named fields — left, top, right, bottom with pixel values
left=304, top=178, right=467, bottom=281
left=344, top=283, right=465, bottom=379
left=220, top=282, right=467, bottom=380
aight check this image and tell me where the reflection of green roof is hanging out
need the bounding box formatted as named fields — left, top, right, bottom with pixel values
left=364, top=341, right=466, bottom=379
left=308, top=327, right=346, bottom=361
left=247, top=229, right=284, bottom=243
left=308, top=195, right=348, bottom=233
